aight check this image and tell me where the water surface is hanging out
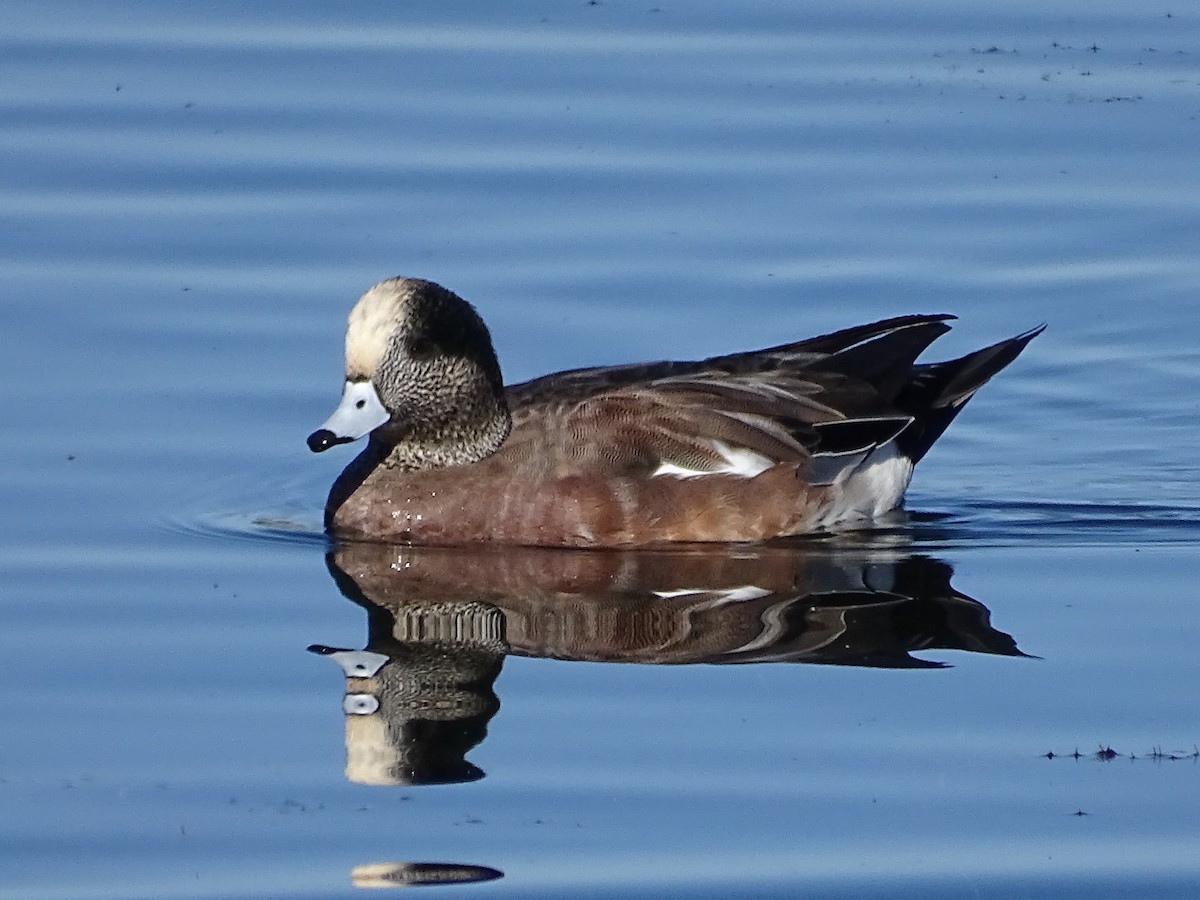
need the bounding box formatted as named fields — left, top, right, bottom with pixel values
left=2, top=2, right=1199, bottom=898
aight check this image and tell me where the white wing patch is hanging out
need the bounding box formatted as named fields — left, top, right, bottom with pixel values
left=652, top=586, right=771, bottom=603
left=652, top=440, right=775, bottom=479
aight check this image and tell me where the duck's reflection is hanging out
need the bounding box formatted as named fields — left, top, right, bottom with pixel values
left=310, top=598, right=501, bottom=787
left=350, top=862, right=503, bottom=888
left=311, top=542, right=1026, bottom=787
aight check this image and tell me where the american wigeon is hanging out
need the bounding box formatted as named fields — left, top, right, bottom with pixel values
left=309, top=277, right=1041, bottom=546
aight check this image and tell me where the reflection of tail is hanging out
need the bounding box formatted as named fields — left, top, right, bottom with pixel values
left=897, top=324, right=1045, bottom=463
left=887, top=556, right=1031, bottom=660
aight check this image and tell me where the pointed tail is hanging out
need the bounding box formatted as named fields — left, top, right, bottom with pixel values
left=896, top=324, right=1044, bottom=463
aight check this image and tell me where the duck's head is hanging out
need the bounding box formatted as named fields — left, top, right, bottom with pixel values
left=308, top=278, right=508, bottom=466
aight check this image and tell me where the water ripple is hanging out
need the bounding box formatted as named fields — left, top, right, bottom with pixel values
left=161, top=509, right=327, bottom=548
left=161, top=496, right=1200, bottom=554
left=907, top=498, right=1200, bottom=548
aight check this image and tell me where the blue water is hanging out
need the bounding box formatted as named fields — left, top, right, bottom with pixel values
left=2, top=2, right=1199, bottom=898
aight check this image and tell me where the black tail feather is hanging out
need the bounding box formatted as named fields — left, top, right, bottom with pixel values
left=779, top=313, right=956, bottom=356
left=813, top=320, right=954, bottom=402
left=896, top=324, right=1044, bottom=463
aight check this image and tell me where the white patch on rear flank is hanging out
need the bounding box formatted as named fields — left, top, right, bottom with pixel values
left=817, top=442, right=915, bottom=525
left=652, top=440, right=774, bottom=479
left=345, top=279, right=408, bottom=378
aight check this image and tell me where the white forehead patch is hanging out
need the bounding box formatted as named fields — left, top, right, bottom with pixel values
left=345, top=279, right=410, bottom=377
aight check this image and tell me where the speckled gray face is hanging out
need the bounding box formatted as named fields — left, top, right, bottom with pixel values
left=307, top=379, right=390, bottom=453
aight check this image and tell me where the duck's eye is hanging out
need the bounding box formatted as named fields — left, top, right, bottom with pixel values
left=409, top=336, right=434, bottom=358
left=355, top=399, right=366, bottom=409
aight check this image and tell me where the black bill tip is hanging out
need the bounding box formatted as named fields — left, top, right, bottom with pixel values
left=307, top=428, right=351, bottom=453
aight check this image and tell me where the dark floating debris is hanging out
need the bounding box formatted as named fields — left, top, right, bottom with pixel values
left=1043, top=744, right=1200, bottom=762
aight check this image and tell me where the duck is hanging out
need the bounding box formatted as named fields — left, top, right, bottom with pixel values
left=308, top=277, right=1041, bottom=547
